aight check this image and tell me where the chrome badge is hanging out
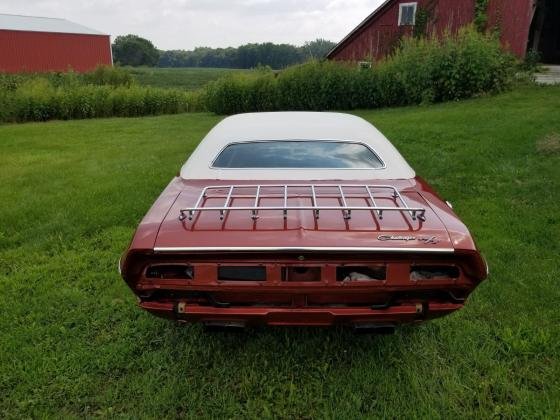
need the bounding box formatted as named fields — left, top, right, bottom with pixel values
left=377, top=235, right=439, bottom=245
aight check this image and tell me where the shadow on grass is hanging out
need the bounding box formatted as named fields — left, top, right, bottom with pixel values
left=143, top=317, right=431, bottom=370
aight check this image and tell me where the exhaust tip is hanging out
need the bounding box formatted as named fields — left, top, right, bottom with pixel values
left=353, top=323, right=396, bottom=335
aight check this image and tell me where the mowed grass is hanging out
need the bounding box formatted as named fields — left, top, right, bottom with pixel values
left=1, top=85, right=559, bottom=418
left=127, top=67, right=251, bottom=90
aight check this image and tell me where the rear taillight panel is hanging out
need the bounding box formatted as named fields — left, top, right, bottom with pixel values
left=145, top=264, right=194, bottom=279
left=135, top=255, right=468, bottom=288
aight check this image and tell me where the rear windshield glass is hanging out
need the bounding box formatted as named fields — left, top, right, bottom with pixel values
left=212, top=141, right=384, bottom=169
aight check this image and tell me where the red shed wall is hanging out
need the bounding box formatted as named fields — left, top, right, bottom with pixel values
left=0, top=30, right=112, bottom=73
left=488, top=0, right=533, bottom=58
left=331, top=0, right=475, bottom=61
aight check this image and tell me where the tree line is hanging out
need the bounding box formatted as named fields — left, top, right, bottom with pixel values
left=112, top=35, right=336, bottom=69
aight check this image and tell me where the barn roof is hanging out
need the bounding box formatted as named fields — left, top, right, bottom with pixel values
left=326, top=0, right=395, bottom=59
left=0, top=13, right=107, bottom=36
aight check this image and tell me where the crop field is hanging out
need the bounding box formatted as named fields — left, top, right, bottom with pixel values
left=127, top=67, right=251, bottom=90
left=0, top=85, right=559, bottom=417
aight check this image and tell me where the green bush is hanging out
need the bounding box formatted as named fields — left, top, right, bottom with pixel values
left=0, top=73, right=27, bottom=92
left=0, top=66, right=134, bottom=92
left=522, top=49, right=541, bottom=71
left=0, top=65, right=208, bottom=122
left=0, top=79, right=201, bottom=123
left=205, top=70, right=278, bottom=114
left=276, top=60, right=360, bottom=110
left=205, top=27, right=516, bottom=114
left=80, top=65, right=135, bottom=87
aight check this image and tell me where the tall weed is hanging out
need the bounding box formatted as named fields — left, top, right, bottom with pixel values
left=0, top=81, right=199, bottom=122
left=205, top=27, right=516, bottom=114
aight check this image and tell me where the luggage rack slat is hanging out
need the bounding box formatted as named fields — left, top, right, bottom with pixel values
left=311, top=185, right=319, bottom=219
left=365, top=185, right=383, bottom=219
left=338, top=185, right=351, bottom=220
left=179, top=184, right=426, bottom=222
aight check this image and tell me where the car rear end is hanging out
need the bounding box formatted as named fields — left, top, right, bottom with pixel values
left=122, top=248, right=485, bottom=329
left=120, top=180, right=487, bottom=329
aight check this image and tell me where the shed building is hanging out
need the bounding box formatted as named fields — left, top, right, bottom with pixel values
left=327, top=0, right=559, bottom=64
left=0, top=14, right=112, bottom=73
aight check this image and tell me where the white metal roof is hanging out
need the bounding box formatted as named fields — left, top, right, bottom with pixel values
left=0, top=14, right=107, bottom=36
left=180, top=112, right=416, bottom=180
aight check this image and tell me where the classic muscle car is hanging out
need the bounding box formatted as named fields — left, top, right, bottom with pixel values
left=120, top=112, right=487, bottom=331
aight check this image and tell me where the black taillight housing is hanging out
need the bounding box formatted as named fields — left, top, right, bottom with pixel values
left=410, top=265, right=460, bottom=280
left=217, top=266, right=266, bottom=281
left=146, top=264, right=194, bottom=279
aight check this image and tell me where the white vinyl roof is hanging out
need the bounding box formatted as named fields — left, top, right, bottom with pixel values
left=0, top=14, right=107, bottom=36
left=180, top=112, right=416, bottom=180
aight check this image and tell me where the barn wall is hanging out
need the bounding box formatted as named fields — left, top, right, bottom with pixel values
left=331, top=0, right=475, bottom=61
left=329, top=0, right=535, bottom=61
left=488, top=0, right=534, bottom=58
left=0, top=30, right=112, bottom=73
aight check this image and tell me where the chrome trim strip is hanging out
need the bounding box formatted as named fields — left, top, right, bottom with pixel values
left=154, top=247, right=455, bottom=254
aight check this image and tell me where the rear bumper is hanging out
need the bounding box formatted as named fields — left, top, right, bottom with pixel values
left=140, top=301, right=463, bottom=327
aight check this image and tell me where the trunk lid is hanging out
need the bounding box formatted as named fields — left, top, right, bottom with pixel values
left=154, top=181, right=453, bottom=252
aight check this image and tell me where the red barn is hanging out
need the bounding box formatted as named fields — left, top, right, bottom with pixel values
left=0, top=14, right=112, bottom=73
left=327, top=0, right=560, bottom=64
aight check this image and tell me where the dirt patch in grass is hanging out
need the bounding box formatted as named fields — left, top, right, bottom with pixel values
left=537, top=133, right=560, bottom=154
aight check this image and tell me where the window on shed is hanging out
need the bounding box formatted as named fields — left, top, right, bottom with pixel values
left=399, top=2, right=417, bottom=26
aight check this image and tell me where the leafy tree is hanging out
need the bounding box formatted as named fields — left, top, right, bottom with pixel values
left=112, top=35, right=160, bottom=66
left=300, top=39, right=337, bottom=60
left=156, top=40, right=337, bottom=69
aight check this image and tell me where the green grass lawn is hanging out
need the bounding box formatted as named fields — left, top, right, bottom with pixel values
left=127, top=67, right=250, bottom=90
left=1, top=85, right=559, bottom=418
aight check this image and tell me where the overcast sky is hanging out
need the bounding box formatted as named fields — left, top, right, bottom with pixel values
left=0, top=0, right=385, bottom=50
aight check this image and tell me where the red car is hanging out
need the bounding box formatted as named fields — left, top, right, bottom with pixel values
left=120, top=112, right=487, bottom=332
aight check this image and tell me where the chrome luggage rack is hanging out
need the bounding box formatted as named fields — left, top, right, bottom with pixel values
left=179, top=184, right=426, bottom=222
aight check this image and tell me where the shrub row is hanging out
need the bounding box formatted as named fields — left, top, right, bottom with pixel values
left=0, top=65, right=134, bottom=93
left=0, top=29, right=516, bottom=122
left=0, top=65, right=206, bottom=122
left=0, top=79, right=204, bottom=122
left=205, top=27, right=516, bottom=114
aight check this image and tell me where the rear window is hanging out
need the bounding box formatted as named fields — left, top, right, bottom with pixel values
left=212, top=141, right=384, bottom=169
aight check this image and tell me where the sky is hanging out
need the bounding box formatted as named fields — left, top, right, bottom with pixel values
left=0, top=0, right=385, bottom=50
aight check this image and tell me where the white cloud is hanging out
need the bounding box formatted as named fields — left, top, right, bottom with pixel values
left=0, top=0, right=384, bottom=49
